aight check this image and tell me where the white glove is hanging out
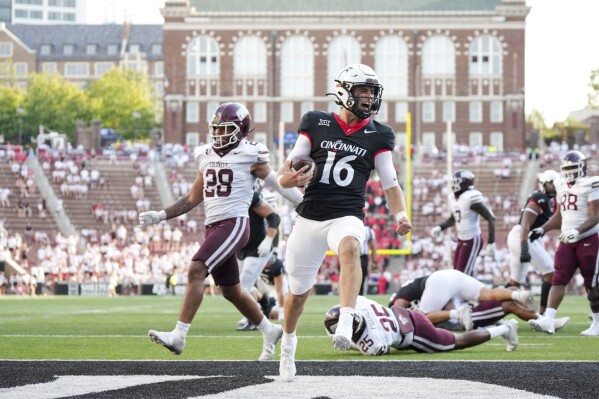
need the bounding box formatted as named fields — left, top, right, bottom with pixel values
left=528, top=227, right=545, bottom=242
left=257, top=235, right=273, bottom=257
left=559, top=229, right=579, bottom=244
left=430, top=226, right=442, bottom=237
left=485, top=243, right=496, bottom=258
left=139, top=210, right=166, bottom=226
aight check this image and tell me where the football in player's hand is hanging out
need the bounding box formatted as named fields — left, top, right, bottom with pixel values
left=290, top=155, right=316, bottom=186
left=291, top=156, right=315, bottom=174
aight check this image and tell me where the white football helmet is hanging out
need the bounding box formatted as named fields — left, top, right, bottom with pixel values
left=537, top=170, right=560, bottom=196
left=327, top=64, right=383, bottom=120
left=560, top=150, right=587, bottom=183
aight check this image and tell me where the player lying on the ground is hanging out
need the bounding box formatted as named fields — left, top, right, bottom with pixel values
left=388, top=269, right=536, bottom=330
left=430, top=299, right=569, bottom=332
left=324, top=296, right=519, bottom=355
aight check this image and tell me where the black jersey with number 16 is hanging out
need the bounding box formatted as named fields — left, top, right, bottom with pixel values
left=295, top=110, right=396, bottom=221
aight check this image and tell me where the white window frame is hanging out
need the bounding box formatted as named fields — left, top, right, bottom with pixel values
left=469, top=132, right=483, bottom=147
left=490, top=101, right=503, bottom=123
left=0, top=42, right=13, bottom=57
left=185, top=132, right=200, bottom=147
left=63, top=44, right=74, bottom=56
left=64, top=62, right=89, bottom=77
left=253, top=132, right=267, bottom=146
left=422, top=132, right=437, bottom=154
left=94, top=62, right=114, bottom=76
left=281, top=102, right=294, bottom=123
left=86, top=44, right=97, bottom=56
left=42, top=62, right=57, bottom=74
left=107, top=44, right=118, bottom=56
left=14, top=62, right=28, bottom=76
left=442, top=101, right=455, bottom=123
left=376, top=102, right=388, bottom=122
left=206, top=101, right=219, bottom=122
left=395, top=102, right=408, bottom=123
left=40, top=44, right=52, bottom=56
left=253, top=102, right=267, bottom=123
left=300, top=102, right=313, bottom=117
left=469, top=101, right=483, bottom=123
left=153, top=62, right=164, bottom=77
left=490, top=131, right=504, bottom=152
left=422, top=101, right=436, bottom=123
left=186, top=101, right=199, bottom=123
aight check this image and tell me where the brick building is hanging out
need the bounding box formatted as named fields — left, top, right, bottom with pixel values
left=161, top=0, right=529, bottom=158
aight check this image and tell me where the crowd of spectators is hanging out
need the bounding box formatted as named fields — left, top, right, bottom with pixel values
left=0, top=140, right=593, bottom=297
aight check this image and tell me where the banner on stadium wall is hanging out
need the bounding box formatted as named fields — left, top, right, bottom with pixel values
left=54, top=282, right=111, bottom=296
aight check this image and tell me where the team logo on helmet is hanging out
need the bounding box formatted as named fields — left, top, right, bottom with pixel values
left=560, top=150, right=587, bottom=184
left=327, top=64, right=384, bottom=120
left=451, top=170, right=475, bottom=195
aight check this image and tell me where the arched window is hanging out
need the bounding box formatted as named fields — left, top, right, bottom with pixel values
left=422, top=35, right=455, bottom=76
left=233, top=35, right=267, bottom=77
left=375, top=35, right=408, bottom=97
left=281, top=36, right=314, bottom=97
left=469, top=35, right=502, bottom=76
left=327, top=35, right=361, bottom=92
left=186, top=36, right=219, bottom=76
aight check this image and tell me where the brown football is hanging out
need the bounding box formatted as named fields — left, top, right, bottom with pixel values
left=291, top=156, right=315, bottom=173
left=290, top=156, right=316, bottom=186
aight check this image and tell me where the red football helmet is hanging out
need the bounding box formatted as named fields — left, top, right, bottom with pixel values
left=323, top=305, right=365, bottom=341
left=560, top=150, right=587, bottom=183
left=451, top=170, right=475, bottom=196
left=209, top=102, right=251, bottom=151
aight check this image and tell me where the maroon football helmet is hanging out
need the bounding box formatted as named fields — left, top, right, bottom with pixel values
left=560, top=150, right=587, bottom=183
left=451, top=170, right=475, bottom=196
left=209, top=102, right=251, bottom=151
left=323, top=305, right=365, bottom=341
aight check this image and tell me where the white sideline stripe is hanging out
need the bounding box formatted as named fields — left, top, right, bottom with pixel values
left=0, top=333, right=586, bottom=339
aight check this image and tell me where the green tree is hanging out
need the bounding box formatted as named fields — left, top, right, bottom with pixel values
left=527, top=109, right=562, bottom=144
left=22, top=73, right=89, bottom=142
left=86, top=68, right=157, bottom=140
left=552, top=117, right=589, bottom=147
left=0, top=85, right=25, bottom=143
left=588, top=68, right=599, bottom=108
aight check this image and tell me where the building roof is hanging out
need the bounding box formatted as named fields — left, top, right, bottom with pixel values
left=188, top=0, right=505, bottom=13
left=6, top=24, right=163, bottom=61
left=569, top=108, right=599, bottom=123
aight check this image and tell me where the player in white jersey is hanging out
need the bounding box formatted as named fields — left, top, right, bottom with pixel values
left=431, top=170, right=496, bottom=276
left=388, top=269, right=536, bottom=330
left=139, top=103, right=306, bottom=359
left=324, top=296, right=519, bottom=355
left=528, top=150, right=599, bottom=336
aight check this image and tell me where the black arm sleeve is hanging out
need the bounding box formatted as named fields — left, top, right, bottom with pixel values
left=471, top=202, right=495, bottom=244
left=265, top=212, right=281, bottom=229
left=439, top=215, right=455, bottom=230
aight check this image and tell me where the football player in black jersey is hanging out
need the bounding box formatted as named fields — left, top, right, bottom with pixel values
left=506, top=170, right=559, bottom=314
left=236, top=190, right=281, bottom=331
left=276, top=63, right=411, bottom=382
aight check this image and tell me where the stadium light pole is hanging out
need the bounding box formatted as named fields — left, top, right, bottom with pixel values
left=16, top=107, right=24, bottom=147
left=132, top=111, right=141, bottom=143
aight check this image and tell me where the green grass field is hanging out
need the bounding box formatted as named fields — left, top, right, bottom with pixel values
left=0, top=294, right=597, bottom=361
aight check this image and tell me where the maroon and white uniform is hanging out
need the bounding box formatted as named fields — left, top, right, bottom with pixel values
left=449, top=190, right=485, bottom=276
left=353, top=296, right=455, bottom=356
left=553, top=176, right=599, bottom=289
left=195, top=140, right=270, bottom=225
left=191, top=140, right=270, bottom=285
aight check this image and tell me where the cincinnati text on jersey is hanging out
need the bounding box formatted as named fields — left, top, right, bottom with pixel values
left=320, top=140, right=367, bottom=156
